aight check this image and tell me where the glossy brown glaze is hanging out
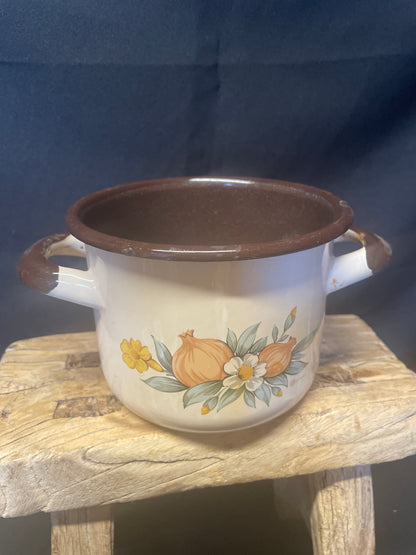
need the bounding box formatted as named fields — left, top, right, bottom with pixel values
left=17, top=233, right=67, bottom=293
left=351, top=225, right=392, bottom=273
left=66, top=177, right=354, bottom=261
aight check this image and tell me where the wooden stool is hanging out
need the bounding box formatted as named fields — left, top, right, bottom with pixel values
left=1, top=315, right=415, bottom=554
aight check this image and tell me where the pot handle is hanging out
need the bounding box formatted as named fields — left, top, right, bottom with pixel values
left=326, top=225, right=392, bottom=294
left=17, top=233, right=102, bottom=309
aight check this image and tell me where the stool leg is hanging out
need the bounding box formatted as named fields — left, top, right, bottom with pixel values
left=51, top=505, right=114, bottom=555
left=307, top=465, right=375, bottom=555
left=274, top=465, right=375, bottom=555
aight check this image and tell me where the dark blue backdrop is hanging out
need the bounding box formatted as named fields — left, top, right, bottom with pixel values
left=1, top=2, right=415, bottom=554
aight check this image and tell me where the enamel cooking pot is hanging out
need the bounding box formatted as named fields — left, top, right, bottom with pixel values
left=18, top=177, right=391, bottom=432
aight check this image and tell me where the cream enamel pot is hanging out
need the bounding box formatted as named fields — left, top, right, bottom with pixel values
left=18, top=177, right=391, bottom=432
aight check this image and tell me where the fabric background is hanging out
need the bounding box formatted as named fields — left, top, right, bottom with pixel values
left=1, top=2, right=415, bottom=553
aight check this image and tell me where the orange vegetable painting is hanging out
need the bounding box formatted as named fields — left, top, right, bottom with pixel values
left=120, top=307, right=317, bottom=414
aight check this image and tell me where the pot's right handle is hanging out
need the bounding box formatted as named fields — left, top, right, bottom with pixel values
left=17, top=233, right=102, bottom=309
left=326, top=225, right=392, bottom=294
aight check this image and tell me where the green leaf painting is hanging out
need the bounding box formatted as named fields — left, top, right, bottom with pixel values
left=183, top=380, right=223, bottom=408
left=249, top=336, right=268, bottom=354
left=218, top=386, right=244, bottom=412
left=255, top=383, right=271, bottom=406
left=265, top=373, right=289, bottom=387
left=283, top=313, right=295, bottom=332
left=151, top=336, right=173, bottom=373
left=244, top=389, right=256, bottom=408
left=226, top=329, right=238, bottom=352
left=285, top=361, right=308, bottom=375
left=291, top=351, right=305, bottom=361
left=292, top=329, right=317, bottom=356
left=201, top=396, right=219, bottom=415
left=235, top=322, right=261, bottom=357
left=144, top=376, right=188, bottom=392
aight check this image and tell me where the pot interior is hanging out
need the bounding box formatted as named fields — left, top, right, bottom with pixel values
left=78, top=179, right=339, bottom=246
left=68, top=177, right=353, bottom=260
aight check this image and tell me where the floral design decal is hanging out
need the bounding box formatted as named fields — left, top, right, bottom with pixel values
left=120, top=307, right=317, bottom=415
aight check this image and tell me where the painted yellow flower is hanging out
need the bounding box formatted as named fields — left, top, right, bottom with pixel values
left=120, top=338, right=163, bottom=373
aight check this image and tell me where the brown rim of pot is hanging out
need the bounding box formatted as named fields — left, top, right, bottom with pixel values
left=66, top=176, right=354, bottom=261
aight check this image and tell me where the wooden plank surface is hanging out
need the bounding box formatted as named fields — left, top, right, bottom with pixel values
left=0, top=315, right=415, bottom=517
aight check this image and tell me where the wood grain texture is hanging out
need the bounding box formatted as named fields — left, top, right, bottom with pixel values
left=0, top=315, right=415, bottom=517
left=307, top=466, right=375, bottom=555
left=274, top=466, right=375, bottom=555
left=51, top=505, right=114, bottom=555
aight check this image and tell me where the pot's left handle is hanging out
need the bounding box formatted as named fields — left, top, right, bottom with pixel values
left=17, top=233, right=102, bottom=309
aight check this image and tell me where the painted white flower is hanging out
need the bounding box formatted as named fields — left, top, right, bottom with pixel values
left=223, top=354, right=266, bottom=392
